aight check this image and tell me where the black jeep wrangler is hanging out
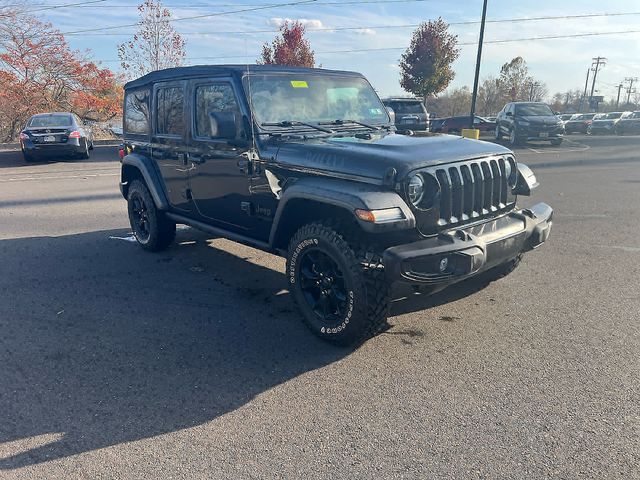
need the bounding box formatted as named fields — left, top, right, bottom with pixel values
left=120, top=65, right=552, bottom=346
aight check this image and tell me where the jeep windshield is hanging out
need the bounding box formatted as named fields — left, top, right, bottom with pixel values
left=244, top=74, right=390, bottom=130
left=514, top=104, right=555, bottom=116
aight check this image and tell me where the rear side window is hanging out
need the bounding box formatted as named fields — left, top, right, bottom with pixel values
left=194, top=83, right=240, bottom=138
left=124, top=89, right=150, bottom=134
left=156, top=86, right=185, bottom=136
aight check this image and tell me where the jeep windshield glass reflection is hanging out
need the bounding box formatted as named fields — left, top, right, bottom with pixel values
left=244, top=74, right=390, bottom=127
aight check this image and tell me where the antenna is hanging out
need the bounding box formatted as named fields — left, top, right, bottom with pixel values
left=244, top=36, right=259, bottom=157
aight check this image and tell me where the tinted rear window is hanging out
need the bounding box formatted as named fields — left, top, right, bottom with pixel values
left=124, top=89, right=150, bottom=134
left=390, top=102, right=424, bottom=114
left=156, top=86, right=185, bottom=135
left=514, top=104, right=554, bottom=116
left=29, top=115, right=72, bottom=127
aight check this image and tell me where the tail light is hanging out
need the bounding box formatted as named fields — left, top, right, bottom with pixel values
left=19, top=132, right=29, bottom=140
left=585, top=120, right=593, bottom=125
left=68, top=130, right=81, bottom=138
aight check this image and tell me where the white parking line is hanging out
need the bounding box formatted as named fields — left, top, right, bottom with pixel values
left=0, top=173, right=119, bottom=182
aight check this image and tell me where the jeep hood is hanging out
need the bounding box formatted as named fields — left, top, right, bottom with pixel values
left=267, top=133, right=512, bottom=183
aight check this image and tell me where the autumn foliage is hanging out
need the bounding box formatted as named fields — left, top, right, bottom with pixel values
left=400, top=18, right=460, bottom=101
left=259, top=21, right=315, bottom=68
left=0, top=11, right=122, bottom=141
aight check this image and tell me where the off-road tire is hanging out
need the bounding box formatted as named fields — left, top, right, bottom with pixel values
left=479, top=254, right=523, bottom=283
left=127, top=179, right=176, bottom=252
left=286, top=221, right=389, bottom=346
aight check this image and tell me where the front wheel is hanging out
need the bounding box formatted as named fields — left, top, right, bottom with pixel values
left=127, top=180, right=176, bottom=251
left=509, top=129, right=521, bottom=146
left=286, top=222, right=389, bottom=346
left=494, top=125, right=502, bottom=141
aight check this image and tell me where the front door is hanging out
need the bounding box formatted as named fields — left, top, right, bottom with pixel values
left=187, top=80, right=257, bottom=235
left=151, top=81, right=191, bottom=212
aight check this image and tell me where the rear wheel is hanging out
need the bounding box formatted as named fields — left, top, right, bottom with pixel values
left=127, top=180, right=176, bottom=251
left=22, top=151, right=36, bottom=163
left=79, top=140, right=90, bottom=159
left=287, top=222, right=389, bottom=346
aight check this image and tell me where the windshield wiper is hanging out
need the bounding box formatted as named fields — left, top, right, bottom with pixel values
left=319, top=119, right=383, bottom=130
left=261, top=120, right=335, bottom=134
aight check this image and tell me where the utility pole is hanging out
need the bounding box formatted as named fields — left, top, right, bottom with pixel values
left=529, top=82, right=540, bottom=101
left=616, top=83, right=624, bottom=109
left=589, top=56, right=606, bottom=102
left=469, top=0, right=488, bottom=129
left=580, top=68, right=590, bottom=112
left=625, top=77, right=638, bottom=106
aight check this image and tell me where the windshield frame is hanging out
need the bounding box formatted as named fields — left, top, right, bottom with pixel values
left=242, top=72, right=391, bottom=133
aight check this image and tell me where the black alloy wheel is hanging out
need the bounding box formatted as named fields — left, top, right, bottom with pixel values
left=130, top=191, right=151, bottom=243
left=126, top=179, right=176, bottom=251
left=298, top=248, right=348, bottom=327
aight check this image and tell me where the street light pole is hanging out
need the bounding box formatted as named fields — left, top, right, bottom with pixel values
left=469, top=0, right=488, bottom=129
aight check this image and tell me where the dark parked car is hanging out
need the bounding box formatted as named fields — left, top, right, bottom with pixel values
left=588, top=111, right=632, bottom=135
left=120, top=65, right=552, bottom=346
left=495, top=102, right=564, bottom=146
left=564, top=113, right=596, bottom=134
left=382, top=97, right=429, bottom=132
left=430, top=115, right=495, bottom=135
left=559, top=114, right=574, bottom=123
left=615, top=111, right=640, bottom=135
left=19, top=112, right=94, bottom=162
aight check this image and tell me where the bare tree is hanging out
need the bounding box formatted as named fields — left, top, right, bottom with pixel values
left=477, top=76, right=501, bottom=116
left=117, top=0, right=186, bottom=80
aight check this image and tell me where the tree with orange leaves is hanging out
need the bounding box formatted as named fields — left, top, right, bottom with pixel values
left=259, top=21, right=316, bottom=68
left=0, top=11, right=121, bottom=141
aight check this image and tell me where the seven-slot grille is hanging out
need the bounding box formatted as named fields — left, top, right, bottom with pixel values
left=429, top=156, right=514, bottom=227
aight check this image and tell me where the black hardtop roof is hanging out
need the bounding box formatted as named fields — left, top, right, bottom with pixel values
left=124, top=64, right=365, bottom=90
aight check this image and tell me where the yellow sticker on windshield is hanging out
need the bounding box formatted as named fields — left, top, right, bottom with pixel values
left=290, top=80, right=308, bottom=88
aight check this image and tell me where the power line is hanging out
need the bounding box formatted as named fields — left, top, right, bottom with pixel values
left=32, top=8, right=640, bottom=36
left=54, top=12, right=640, bottom=37
left=54, top=0, right=319, bottom=36
left=90, top=29, right=640, bottom=64
left=0, top=0, right=105, bottom=15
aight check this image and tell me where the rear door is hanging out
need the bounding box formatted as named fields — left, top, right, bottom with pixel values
left=152, top=81, right=192, bottom=213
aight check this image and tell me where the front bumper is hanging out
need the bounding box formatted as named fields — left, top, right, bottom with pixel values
left=384, top=203, right=553, bottom=285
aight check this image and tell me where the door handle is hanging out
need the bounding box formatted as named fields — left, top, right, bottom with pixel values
left=177, top=153, right=189, bottom=165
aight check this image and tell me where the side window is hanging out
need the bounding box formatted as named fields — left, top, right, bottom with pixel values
left=124, top=89, right=150, bottom=134
left=194, top=83, right=241, bottom=138
left=156, top=86, right=184, bottom=136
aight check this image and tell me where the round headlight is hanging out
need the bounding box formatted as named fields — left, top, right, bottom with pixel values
left=407, top=174, right=425, bottom=206
left=504, top=158, right=512, bottom=179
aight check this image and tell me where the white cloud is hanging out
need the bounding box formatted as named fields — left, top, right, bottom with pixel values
left=354, top=28, right=376, bottom=36
left=268, top=18, right=324, bottom=29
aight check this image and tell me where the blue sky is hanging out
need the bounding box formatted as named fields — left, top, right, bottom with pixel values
left=40, top=0, right=640, bottom=100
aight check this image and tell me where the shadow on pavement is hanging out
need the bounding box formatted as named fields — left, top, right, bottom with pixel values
left=0, top=228, right=347, bottom=469
left=0, top=227, right=494, bottom=469
left=0, top=147, right=118, bottom=168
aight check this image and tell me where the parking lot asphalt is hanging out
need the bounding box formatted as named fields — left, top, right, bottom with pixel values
left=0, top=136, right=638, bottom=479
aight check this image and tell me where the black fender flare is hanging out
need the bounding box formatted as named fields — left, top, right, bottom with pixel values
left=268, top=177, right=415, bottom=247
left=120, top=154, right=170, bottom=210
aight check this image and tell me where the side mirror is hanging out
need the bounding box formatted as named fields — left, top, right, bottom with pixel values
left=209, top=111, right=237, bottom=139
left=386, top=106, right=395, bottom=124
left=506, top=111, right=513, bottom=117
